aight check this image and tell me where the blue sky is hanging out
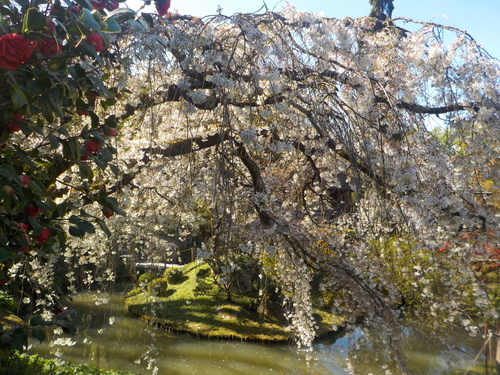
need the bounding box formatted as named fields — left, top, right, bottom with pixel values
left=128, top=0, right=500, bottom=58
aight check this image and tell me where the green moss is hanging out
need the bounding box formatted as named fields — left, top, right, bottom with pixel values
left=125, top=262, right=343, bottom=342
left=0, top=352, right=135, bottom=375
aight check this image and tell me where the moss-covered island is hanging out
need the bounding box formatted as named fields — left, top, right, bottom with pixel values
left=125, top=262, right=344, bottom=343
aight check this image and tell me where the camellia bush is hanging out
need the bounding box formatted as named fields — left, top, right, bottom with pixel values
left=0, top=0, right=171, bottom=352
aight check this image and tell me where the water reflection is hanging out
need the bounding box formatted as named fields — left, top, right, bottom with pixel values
left=29, top=291, right=483, bottom=375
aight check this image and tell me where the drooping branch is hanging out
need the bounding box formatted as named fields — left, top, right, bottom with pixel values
left=141, top=131, right=231, bottom=162
left=375, top=96, right=477, bottom=114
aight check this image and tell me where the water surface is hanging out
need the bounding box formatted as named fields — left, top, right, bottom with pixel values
left=29, top=291, right=484, bottom=374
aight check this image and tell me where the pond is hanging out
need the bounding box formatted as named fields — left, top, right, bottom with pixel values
left=29, top=290, right=486, bottom=375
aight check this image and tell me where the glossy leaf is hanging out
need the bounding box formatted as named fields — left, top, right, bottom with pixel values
left=31, top=327, right=45, bottom=343
left=22, top=7, right=46, bottom=32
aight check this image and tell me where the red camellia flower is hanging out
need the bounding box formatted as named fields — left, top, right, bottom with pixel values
left=86, top=91, right=98, bottom=99
left=104, top=127, right=117, bottom=136
left=20, top=174, right=30, bottom=186
left=90, top=0, right=119, bottom=11
left=5, top=114, right=23, bottom=134
left=102, top=206, right=114, bottom=219
left=85, top=33, right=104, bottom=52
left=76, top=108, right=88, bottom=116
left=6, top=122, right=20, bottom=133
left=17, top=223, right=29, bottom=231
left=0, top=34, right=36, bottom=70
left=155, top=0, right=171, bottom=16
left=36, top=228, right=51, bottom=245
left=37, top=38, right=62, bottom=57
left=84, top=138, right=100, bottom=153
left=25, top=203, right=38, bottom=217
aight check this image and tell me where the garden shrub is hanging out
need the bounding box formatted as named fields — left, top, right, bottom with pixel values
left=164, top=267, right=185, bottom=284
left=137, top=272, right=156, bottom=288
left=147, top=278, right=169, bottom=297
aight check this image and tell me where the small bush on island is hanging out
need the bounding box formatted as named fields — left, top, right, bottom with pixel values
left=163, top=267, right=185, bottom=285
left=137, top=272, right=156, bottom=289
left=147, top=278, right=169, bottom=297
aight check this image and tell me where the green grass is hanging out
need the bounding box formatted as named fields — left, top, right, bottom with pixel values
left=125, top=262, right=343, bottom=342
left=0, top=352, right=135, bottom=375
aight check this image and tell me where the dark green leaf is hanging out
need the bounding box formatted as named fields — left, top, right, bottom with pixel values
left=104, top=115, right=117, bottom=127
left=10, top=328, right=28, bottom=351
left=69, top=225, right=85, bottom=237
left=0, top=334, right=12, bottom=345
left=142, top=12, right=154, bottom=28
left=54, top=309, right=76, bottom=319
left=107, top=7, right=136, bottom=17
left=68, top=215, right=80, bottom=224
left=0, top=234, right=8, bottom=246
left=89, top=111, right=100, bottom=128
left=31, top=327, right=46, bottom=343
left=78, top=8, right=101, bottom=30
left=94, top=157, right=106, bottom=170
left=77, top=221, right=95, bottom=233
left=115, top=11, right=136, bottom=24
left=47, top=57, right=66, bottom=72
left=102, top=17, right=120, bottom=33
left=53, top=320, right=77, bottom=335
left=48, top=134, right=59, bottom=149
left=79, top=209, right=93, bottom=217
left=35, top=200, right=53, bottom=213
left=62, top=139, right=80, bottom=161
left=31, top=125, right=44, bottom=136
left=0, top=246, right=13, bottom=262
left=13, top=150, right=36, bottom=167
left=106, top=196, right=125, bottom=216
left=57, top=127, right=69, bottom=136
left=11, top=87, right=27, bottom=109
left=108, top=163, right=118, bottom=177
left=0, top=165, right=21, bottom=184
left=99, top=147, right=113, bottom=163
left=30, top=315, right=46, bottom=327
left=77, top=161, right=93, bottom=181
left=30, top=179, right=45, bottom=195
left=22, top=8, right=47, bottom=32
left=96, top=218, right=111, bottom=237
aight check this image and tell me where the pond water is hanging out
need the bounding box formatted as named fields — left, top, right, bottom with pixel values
left=29, top=290, right=486, bottom=375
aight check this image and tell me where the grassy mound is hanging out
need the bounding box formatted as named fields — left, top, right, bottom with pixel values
left=125, top=262, right=343, bottom=342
